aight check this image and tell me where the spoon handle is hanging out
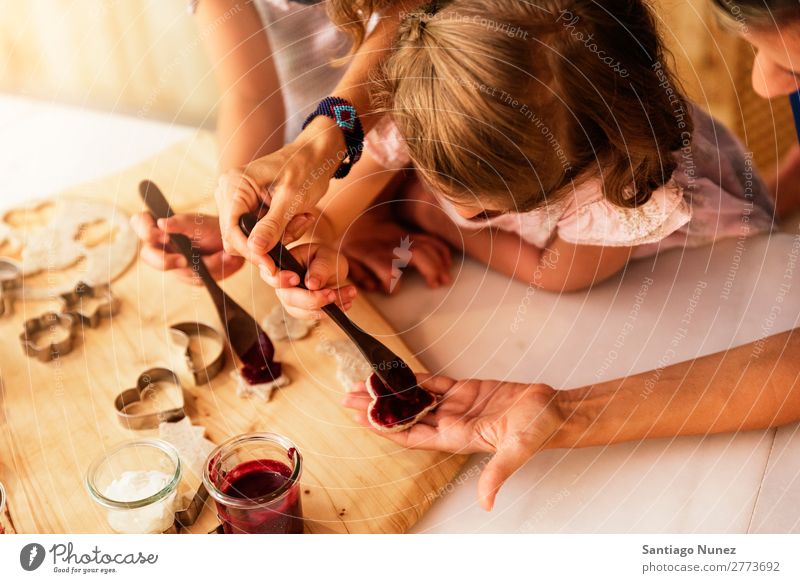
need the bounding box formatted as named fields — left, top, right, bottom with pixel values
left=238, top=213, right=411, bottom=387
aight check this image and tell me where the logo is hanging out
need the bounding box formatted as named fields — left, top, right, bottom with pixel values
left=20, top=543, right=46, bottom=571
left=390, top=236, right=414, bottom=292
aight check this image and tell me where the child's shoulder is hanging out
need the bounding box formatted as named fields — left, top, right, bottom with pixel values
left=556, top=176, right=690, bottom=248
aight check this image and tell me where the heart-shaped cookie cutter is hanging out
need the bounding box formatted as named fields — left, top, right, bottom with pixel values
left=60, top=281, right=120, bottom=328
left=20, top=312, right=79, bottom=362
left=0, top=258, right=22, bottom=317
left=114, top=368, right=186, bottom=430
left=169, top=322, right=226, bottom=385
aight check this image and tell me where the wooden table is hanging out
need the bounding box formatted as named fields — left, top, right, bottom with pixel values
left=0, top=133, right=464, bottom=534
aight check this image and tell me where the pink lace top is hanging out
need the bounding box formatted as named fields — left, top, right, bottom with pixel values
left=364, top=105, right=774, bottom=258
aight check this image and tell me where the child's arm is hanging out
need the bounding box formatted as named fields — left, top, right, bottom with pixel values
left=464, top=232, right=633, bottom=292
left=305, top=150, right=402, bottom=243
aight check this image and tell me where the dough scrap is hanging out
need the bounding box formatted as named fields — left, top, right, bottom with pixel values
left=1, top=198, right=137, bottom=299
left=158, top=417, right=216, bottom=478
left=262, top=305, right=317, bottom=341
left=231, top=369, right=290, bottom=402
left=317, top=339, right=373, bottom=392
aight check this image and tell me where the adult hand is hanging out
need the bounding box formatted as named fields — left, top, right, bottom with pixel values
left=343, top=375, right=564, bottom=511
left=216, top=116, right=346, bottom=272
left=130, top=212, right=244, bottom=284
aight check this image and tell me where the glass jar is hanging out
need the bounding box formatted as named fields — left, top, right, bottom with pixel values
left=203, top=432, right=303, bottom=534
left=85, top=439, right=181, bottom=534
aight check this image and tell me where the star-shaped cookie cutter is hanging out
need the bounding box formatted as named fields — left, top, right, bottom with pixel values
left=59, top=281, right=120, bottom=328
left=0, top=258, right=21, bottom=317
left=20, top=312, right=79, bottom=362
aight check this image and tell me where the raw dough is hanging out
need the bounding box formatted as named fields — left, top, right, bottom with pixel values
left=262, top=305, right=317, bottom=341
left=0, top=198, right=137, bottom=299
left=158, top=417, right=216, bottom=478
left=317, top=339, right=373, bottom=392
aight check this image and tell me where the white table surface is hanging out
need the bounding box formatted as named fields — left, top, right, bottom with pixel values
left=3, top=94, right=799, bottom=534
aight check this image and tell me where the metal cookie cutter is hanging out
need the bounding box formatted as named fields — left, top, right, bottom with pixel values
left=0, top=258, right=22, bottom=317
left=20, top=312, right=78, bottom=362
left=169, top=322, right=226, bottom=385
left=163, top=484, right=211, bottom=534
left=60, top=281, right=120, bottom=328
left=114, top=368, right=186, bottom=430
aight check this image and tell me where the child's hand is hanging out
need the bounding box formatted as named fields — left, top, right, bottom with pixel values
left=130, top=212, right=245, bottom=284
left=259, top=243, right=358, bottom=320
left=343, top=375, right=562, bottom=511
left=342, top=213, right=452, bottom=294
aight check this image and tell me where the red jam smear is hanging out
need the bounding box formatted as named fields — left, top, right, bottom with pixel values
left=368, top=374, right=436, bottom=429
left=215, top=458, right=303, bottom=534
left=239, top=329, right=283, bottom=385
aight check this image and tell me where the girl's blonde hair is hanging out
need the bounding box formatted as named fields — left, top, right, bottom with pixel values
left=331, top=0, right=693, bottom=212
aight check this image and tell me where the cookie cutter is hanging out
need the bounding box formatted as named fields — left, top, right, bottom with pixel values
left=114, top=368, right=186, bottom=430
left=0, top=258, right=22, bottom=317
left=163, top=483, right=210, bottom=534
left=20, top=312, right=78, bottom=362
left=169, top=322, right=226, bottom=385
left=60, top=281, right=120, bottom=328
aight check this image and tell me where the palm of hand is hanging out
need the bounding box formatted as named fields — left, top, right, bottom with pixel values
left=344, top=376, right=562, bottom=510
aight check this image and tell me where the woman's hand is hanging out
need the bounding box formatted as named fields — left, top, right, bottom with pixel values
left=343, top=375, right=565, bottom=511
left=130, top=212, right=244, bottom=285
left=216, top=117, right=346, bottom=271
left=259, top=242, right=358, bottom=320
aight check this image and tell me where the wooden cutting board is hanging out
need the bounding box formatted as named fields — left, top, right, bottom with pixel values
left=0, top=133, right=465, bottom=534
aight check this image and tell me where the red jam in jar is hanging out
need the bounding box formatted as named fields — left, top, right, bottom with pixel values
left=204, top=434, right=303, bottom=534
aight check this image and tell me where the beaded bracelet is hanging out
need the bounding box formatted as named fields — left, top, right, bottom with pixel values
left=302, top=96, right=365, bottom=179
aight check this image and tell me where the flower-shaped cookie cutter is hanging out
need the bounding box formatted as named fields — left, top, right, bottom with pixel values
left=59, top=281, right=120, bottom=328
left=169, top=322, right=226, bottom=386
left=0, top=258, right=22, bottom=317
left=19, top=312, right=79, bottom=362
left=114, top=368, right=186, bottom=430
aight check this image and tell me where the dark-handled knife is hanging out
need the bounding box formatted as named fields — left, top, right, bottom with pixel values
left=138, top=180, right=264, bottom=361
left=239, top=212, right=418, bottom=399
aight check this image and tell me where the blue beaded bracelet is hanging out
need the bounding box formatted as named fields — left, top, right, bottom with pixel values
left=302, top=96, right=365, bottom=179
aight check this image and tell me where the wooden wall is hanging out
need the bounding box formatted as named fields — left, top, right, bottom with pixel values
left=0, top=0, right=793, bottom=169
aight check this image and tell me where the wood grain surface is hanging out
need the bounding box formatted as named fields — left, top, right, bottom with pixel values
left=0, top=133, right=465, bottom=534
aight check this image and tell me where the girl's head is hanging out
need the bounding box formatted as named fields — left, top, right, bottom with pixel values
left=357, top=0, right=691, bottom=216
left=711, top=0, right=800, bottom=98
